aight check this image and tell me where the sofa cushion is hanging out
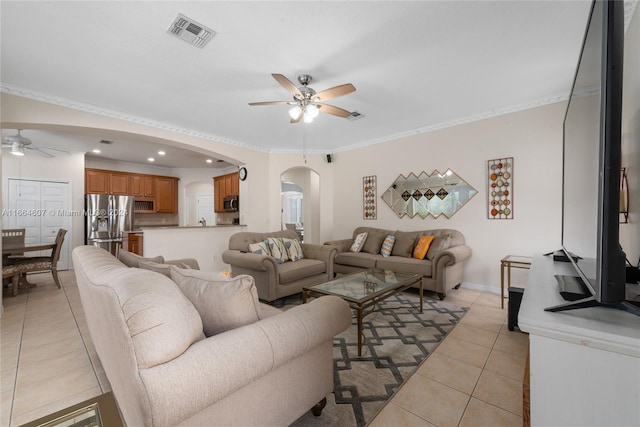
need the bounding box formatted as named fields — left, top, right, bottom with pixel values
left=249, top=240, right=271, bottom=256
left=391, top=231, right=418, bottom=258
left=362, top=229, right=385, bottom=254
left=283, top=237, right=304, bottom=261
left=267, top=237, right=290, bottom=264
left=380, top=234, right=395, bottom=257
left=335, top=251, right=379, bottom=269
left=377, top=256, right=433, bottom=277
left=118, top=249, right=164, bottom=268
left=139, top=260, right=172, bottom=277
left=413, top=235, right=434, bottom=259
left=278, top=258, right=326, bottom=284
left=426, top=234, right=452, bottom=260
left=350, top=232, right=368, bottom=252
left=169, top=268, right=261, bottom=337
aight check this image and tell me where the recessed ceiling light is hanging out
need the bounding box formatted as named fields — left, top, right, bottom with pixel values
left=206, top=159, right=213, bottom=163
left=148, top=157, right=155, bottom=162
left=92, top=149, right=101, bottom=154
left=158, top=151, right=166, bottom=156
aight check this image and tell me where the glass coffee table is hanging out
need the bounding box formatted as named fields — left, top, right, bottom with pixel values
left=303, top=268, right=422, bottom=356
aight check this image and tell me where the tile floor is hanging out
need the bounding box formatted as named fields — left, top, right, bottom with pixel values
left=1, top=271, right=529, bottom=427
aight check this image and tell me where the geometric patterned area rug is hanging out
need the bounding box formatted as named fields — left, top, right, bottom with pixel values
left=290, top=291, right=468, bottom=427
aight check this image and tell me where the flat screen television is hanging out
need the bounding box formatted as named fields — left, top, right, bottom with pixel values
left=548, top=0, right=638, bottom=314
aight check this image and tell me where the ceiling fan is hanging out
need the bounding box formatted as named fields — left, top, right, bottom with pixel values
left=249, top=74, right=356, bottom=123
left=2, top=130, right=69, bottom=158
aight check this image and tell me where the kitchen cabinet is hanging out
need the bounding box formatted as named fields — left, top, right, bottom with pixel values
left=128, top=233, right=143, bottom=256
left=109, top=172, right=130, bottom=195
left=130, top=174, right=155, bottom=198
left=214, top=172, right=239, bottom=213
left=85, top=169, right=109, bottom=194
left=155, top=177, right=178, bottom=213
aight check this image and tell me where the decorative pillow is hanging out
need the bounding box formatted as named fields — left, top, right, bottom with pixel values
left=169, top=268, right=261, bottom=337
left=426, top=234, right=452, bottom=260
left=413, top=235, right=435, bottom=260
left=362, top=230, right=386, bottom=254
left=267, top=237, right=290, bottom=264
left=380, top=235, right=395, bottom=257
left=248, top=240, right=271, bottom=256
left=283, top=238, right=304, bottom=261
left=139, top=260, right=172, bottom=277
left=117, top=249, right=164, bottom=268
left=391, top=231, right=419, bottom=258
left=350, top=232, right=368, bottom=253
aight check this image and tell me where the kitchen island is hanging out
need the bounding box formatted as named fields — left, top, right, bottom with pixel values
left=140, top=225, right=246, bottom=272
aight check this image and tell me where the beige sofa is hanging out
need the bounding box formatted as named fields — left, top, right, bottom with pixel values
left=222, top=230, right=337, bottom=302
left=73, top=245, right=351, bottom=427
left=325, top=227, right=472, bottom=300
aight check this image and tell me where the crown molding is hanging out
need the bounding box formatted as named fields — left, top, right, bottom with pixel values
left=1, top=83, right=270, bottom=153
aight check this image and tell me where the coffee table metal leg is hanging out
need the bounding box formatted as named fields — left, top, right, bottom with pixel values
left=357, top=307, right=364, bottom=356
left=419, top=280, right=423, bottom=312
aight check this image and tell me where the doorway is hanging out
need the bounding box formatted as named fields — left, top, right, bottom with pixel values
left=280, top=167, right=320, bottom=244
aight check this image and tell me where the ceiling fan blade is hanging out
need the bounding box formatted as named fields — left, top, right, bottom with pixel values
left=30, top=147, right=55, bottom=158
left=248, top=101, right=292, bottom=106
left=313, top=83, right=356, bottom=102
left=317, top=103, right=352, bottom=118
left=272, top=74, right=302, bottom=97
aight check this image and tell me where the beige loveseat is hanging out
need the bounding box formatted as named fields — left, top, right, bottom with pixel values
left=222, top=230, right=337, bottom=302
left=325, top=227, right=472, bottom=300
left=73, top=245, right=351, bottom=427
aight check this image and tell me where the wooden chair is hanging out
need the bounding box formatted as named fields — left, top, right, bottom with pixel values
left=11, top=229, right=67, bottom=290
left=2, top=264, right=23, bottom=297
left=2, top=228, right=26, bottom=258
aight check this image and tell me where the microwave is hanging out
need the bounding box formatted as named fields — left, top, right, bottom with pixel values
left=223, top=195, right=239, bottom=212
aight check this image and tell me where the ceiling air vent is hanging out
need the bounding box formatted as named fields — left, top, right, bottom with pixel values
left=167, top=13, right=215, bottom=48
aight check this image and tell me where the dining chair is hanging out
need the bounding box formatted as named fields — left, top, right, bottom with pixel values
left=285, top=223, right=296, bottom=231
left=2, top=264, right=24, bottom=297
left=11, top=229, right=67, bottom=290
left=2, top=228, right=26, bottom=258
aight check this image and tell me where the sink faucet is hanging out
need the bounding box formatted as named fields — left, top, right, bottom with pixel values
left=198, top=218, right=206, bottom=227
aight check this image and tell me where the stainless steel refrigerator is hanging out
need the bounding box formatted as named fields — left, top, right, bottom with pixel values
left=85, top=194, right=134, bottom=256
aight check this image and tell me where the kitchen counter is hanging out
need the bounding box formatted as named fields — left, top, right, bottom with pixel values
left=138, top=224, right=245, bottom=230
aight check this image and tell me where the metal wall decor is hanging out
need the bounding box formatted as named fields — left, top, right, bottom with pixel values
left=363, top=175, right=377, bottom=219
left=381, top=169, right=477, bottom=219
left=487, top=157, right=514, bottom=219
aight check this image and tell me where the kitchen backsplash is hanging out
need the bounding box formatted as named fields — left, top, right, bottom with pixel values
left=135, top=212, right=179, bottom=228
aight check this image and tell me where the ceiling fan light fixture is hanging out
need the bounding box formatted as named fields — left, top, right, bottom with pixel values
left=288, top=105, right=302, bottom=119
left=303, top=113, right=314, bottom=124
left=11, top=142, right=25, bottom=156
left=306, top=104, right=319, bottom=118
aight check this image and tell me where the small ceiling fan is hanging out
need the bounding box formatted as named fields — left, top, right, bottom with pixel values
left=2, top=130, right=69, bottom=158
left=249, top=74, right=356, bottom=123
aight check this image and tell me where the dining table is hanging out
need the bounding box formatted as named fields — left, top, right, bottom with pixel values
left=2, top=241, right=56, bottom=289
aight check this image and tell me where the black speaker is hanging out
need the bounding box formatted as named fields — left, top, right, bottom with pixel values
left=326, top=154, right=332, bottom=163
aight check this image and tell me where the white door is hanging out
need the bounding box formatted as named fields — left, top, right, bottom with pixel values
left=196, top=195, right=214, bottom=226
left=6, top=179, right=71, bottom=270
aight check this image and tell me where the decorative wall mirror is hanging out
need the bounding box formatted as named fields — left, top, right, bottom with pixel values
left=381, top=169, right=477, bottom=219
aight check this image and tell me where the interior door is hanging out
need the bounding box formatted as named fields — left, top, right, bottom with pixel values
left=6, top=179, right=71, bottom=270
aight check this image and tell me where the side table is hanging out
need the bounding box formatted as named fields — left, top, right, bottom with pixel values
left=500, top=255, right=532, bottom=308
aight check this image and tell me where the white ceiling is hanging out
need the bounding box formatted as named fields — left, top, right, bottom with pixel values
left=1, top=1, right=635, bottom=168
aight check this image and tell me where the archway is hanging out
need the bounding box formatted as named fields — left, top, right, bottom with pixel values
left=280, top=167, right=320, bottom=243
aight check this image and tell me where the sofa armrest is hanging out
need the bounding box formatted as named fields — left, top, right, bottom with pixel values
left=433, top=244, right=472, bottom=266
left=323, top=238, right=352, bottom=253
left=138, top=296, right=351, bottom=426
left=222, top=250, right=278, bottom=272
left=302, top=243, right=337, bottom=278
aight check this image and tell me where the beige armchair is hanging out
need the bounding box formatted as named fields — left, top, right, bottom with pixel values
left=222, top=230, right=337, bottom=302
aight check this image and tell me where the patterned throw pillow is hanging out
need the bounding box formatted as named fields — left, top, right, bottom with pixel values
left=413, top=235, right=435, bottom=260
left=283, top=238, right=304, bottom=261
left=350, top=232, right=368, bottom=252
left=248, top=240, right=271, bottom=256
left=267, top=237, right=290, bottom=264
left=380, top=235, right=395, bottom=257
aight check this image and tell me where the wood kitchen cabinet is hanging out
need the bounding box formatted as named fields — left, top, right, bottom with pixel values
left=130, top=174, right=155, bottom=198
left=85, top=169, right=109, bottom=194
left=128, top=233, right=143, bottom=256
left=155, top=176, right=178, bottom=213
left=109, top=172, right=130, bottom=195
left=214, top=172, right=239, bottom=213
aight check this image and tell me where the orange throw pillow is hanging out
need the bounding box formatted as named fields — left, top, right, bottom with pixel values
left=413, top=235, right=434, bottom=259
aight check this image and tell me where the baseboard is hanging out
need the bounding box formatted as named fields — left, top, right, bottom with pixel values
left=459, top=281, right=501, bottom=295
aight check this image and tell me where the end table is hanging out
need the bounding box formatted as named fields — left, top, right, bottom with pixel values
left=500, top=255, right=532, bottom=309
